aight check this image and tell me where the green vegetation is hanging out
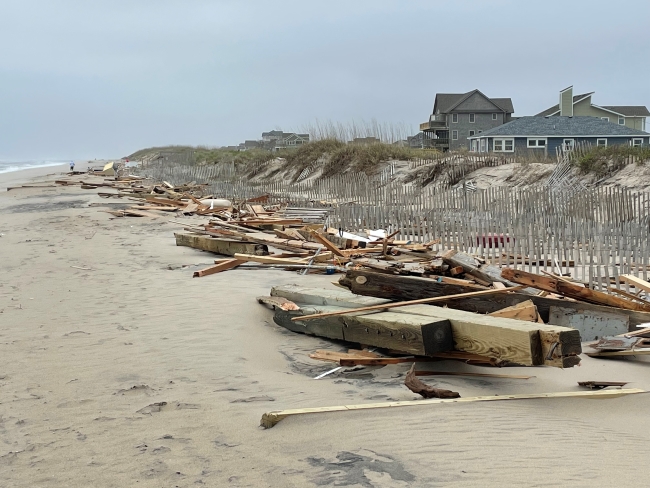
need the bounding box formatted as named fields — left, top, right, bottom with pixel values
left=571, top=145, right=650, bottom=177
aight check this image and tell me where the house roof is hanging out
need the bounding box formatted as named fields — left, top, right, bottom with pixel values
left=433, top=90, right=514, bottom=114
left=468, top=116, right=650, bottom=139
left=602, top=106, right=650, bottom=117
left=534, top=92, right=594, bottom=117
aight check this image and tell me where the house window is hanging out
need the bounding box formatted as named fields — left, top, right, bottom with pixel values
left=469, top=130, right=475, bottom=137
left=563, top=139, right=575, bottom=150
left=601, top=117, right=609, bottom=122
left=480, top=139, right=486, bottom=152
left=527, top=138, right=547, bottom=148
left=452, top=113, right=458, bottom=123
left=619, top=117, right=625, bottom=125
left=452, top=130, right=458, bottom=140
left=492, top=113, right=498, bottom=121
left=632, top=138, right=643, bottom=147
left=494, top=139, right=514, bottom=152
left=597, top=138, right=607, bottom=147
left=469, top=113, right=475, bottom=123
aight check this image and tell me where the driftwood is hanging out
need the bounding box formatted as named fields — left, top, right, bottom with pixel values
left=404, top=364, right=460, bottom=399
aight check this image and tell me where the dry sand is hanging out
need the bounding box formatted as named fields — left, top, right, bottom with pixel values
left=1, top=167, right=650, bottom=487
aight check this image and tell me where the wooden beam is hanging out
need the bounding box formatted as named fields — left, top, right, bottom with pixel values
left=291, top=286, right=526, bottom=322
left=175, top=233, right=268, bottom=257
left=502, top=268, right=650, bottom=312
left=192, top=259, right=244, bottom=277
left=441, top=250, right=524, bottom=290
left=260, top=389, right=646, bottom=428
left=620, top=274, right=650, bottom=294
left=233, top=253, right=307, bottom=265
left=414, top=371, right=532, bottom=379
left=488, top=300, right=539, bottom=322
left=586, top=349, right=650, bottom=357
left=309, top=231, right=346, bottom=257
left=256, top=296, right=300, bottom=311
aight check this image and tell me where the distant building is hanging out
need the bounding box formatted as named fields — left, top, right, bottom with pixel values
left=536, top=86, right=649, bottom=131
left=468, top=116, right=649, bottom=155
left=420, top=89, right=515, bottom=151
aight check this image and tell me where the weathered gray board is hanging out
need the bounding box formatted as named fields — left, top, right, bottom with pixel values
left=549, top=306, right=629, bottom=341
left=273, top=305, right=454, bottom=355
left=270, top=284, right=389, bottom=309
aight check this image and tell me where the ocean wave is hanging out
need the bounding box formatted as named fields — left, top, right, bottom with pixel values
left=0, top=161, right=67, bottom=175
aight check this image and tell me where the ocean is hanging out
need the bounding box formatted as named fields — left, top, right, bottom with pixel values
left=0, top=160, right=68, bottom=175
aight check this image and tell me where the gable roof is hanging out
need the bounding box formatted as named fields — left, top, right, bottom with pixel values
left=535, top=92, right=594, bottom=117
left=602, top=106, right=650, bottom=117
left=433, top=90, right=514, bottom=114
left=468, top=116, right=649, bottom=139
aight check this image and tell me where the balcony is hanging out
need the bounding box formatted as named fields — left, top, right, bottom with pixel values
left=419, top=114, right=448, bottom=131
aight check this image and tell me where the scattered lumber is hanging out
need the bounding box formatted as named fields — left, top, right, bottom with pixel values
left=192, top=259, right=244, bottom=277
left=259, top=389, right=646, bottom=428
left=549, top=306, right=629, bottom=340
left=404, top=364, right=460, bottom=399
left=175, top=233, right=268, bottom=257
left=339, top=269, right=650, bottom=329
left=502, top=268, right=650, bottom=312
left=441, top=250, right=524, bottom=290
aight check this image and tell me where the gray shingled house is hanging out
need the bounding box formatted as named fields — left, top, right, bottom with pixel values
left=419, top=89, right=514, bottom=151
left=536, top=86, right=649, bottom=131
left=467, top=116, right=649, bottom=155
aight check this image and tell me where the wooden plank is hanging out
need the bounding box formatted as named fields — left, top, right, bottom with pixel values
left=441, top=249, right=524, bottom=289
left=586, top=349, right=650, bottom=357
left=271, top=284, right=390, bottom=308
left=502, top=268, right=650, bottom=312
left=260, top=389, right=646, bottom=428
left=233, top=253, right=307, bottom=265
left=309, top=350, right=380, bottom=363
left=174, top=233, right=268, bottom=257
left=192, top=259, right=244, bottom=277
left=291, top=286, right=526, bottom=322
left=620, top=274, right=650, bottom=293
left=414, top=371, right=532, bottom=379
left=309, top=231, right=346, bottom=257
left=488, top=300, right=538, bottom=322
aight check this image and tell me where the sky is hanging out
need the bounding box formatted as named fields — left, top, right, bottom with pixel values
left=1, top=0, right=648, bottom=160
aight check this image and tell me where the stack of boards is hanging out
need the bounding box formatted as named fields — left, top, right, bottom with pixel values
left=271, top=284, right=582, bottom=368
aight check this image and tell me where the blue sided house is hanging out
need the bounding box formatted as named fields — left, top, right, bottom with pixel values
left=467, top=116, right=649, bottom=155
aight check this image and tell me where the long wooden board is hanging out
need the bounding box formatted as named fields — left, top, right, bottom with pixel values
left=340, top=269, right=650, bottom=329
left=502, top=268, right=650, bottom=312
left=193, top=259, right=244, bottom=277
left=619, top=274, right=650, bottom=293
left=260, top=389, right=646, bottom=428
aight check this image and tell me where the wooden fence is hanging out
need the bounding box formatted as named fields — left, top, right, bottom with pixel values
left=138, top=154, right=650, bottom=290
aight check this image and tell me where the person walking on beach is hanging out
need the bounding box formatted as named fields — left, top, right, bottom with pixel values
left=69, top=161, right=75, bottom=172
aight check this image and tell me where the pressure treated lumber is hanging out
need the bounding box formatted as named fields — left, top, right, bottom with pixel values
left=394, top=303, right=578, bottom=367
left=502, top=268, right=650, bottom=312
left=309, top=231, right=346, bottom=257
left=275, top=306, right=454, bottom=356
left=271, top=284, right=390, bottom=309
left=260, top=389, right=646, bottom=428
left=175, top=233, right=268, bottom=256
left=192, top=259, right=244, bottom=277
left=340, top=269, right=650, bottom=329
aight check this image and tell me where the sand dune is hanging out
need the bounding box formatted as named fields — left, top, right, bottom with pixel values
left=1, top=168, right=649, bottom=487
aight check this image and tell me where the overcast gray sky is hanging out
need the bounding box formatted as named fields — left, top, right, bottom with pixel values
left=1, top=0, right=648, bottom=160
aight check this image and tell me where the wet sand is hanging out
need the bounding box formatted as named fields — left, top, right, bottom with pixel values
left=1, top=167, right=650, bottom=487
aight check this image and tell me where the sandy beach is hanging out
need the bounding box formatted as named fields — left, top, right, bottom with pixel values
left=1, top=167, right=650, bottom=487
